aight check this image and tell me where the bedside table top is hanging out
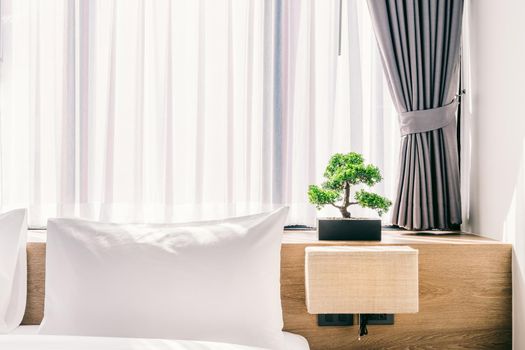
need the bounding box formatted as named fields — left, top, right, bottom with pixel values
left=282, top=230, right=509, bottom=246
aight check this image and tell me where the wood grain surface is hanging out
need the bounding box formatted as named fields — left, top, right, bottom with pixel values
left=23, top=231, right=512, bottom=349
left=22, top=242, right=46, bottom=325
left=281, top=231, right=512, bottom=349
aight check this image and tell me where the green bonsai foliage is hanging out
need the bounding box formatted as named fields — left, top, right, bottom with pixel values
left=308, top=152, right=392, bottom=218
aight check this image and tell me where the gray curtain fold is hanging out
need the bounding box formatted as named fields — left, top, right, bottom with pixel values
left=367, top=0, right=464, bottom=230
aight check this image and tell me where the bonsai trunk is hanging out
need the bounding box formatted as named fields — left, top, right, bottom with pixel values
left=340, top=181, right=351, bottom=218
left=339, top=206, right=351, bottom=218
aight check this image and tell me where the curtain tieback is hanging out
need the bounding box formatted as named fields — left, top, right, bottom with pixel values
left=399, top=99, right=458, bottom=136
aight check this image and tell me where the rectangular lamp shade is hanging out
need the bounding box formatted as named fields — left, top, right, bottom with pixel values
left=305, top=246, right=419, bottom=314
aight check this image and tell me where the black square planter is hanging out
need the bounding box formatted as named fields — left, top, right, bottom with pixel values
left=317, top=218, right=381, bottom=241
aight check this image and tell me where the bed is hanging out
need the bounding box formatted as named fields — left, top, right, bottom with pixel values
left=1, top=211, right=310, bottom=350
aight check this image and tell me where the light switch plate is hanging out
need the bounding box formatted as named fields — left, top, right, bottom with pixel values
left=366, top=313, right=394, bottom=325
left=317, top=314, right=353, bottom=326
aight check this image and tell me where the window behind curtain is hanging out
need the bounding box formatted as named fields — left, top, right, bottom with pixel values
left=0, top=0, right=397, bottom=228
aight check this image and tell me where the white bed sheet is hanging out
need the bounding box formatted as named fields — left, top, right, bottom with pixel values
left=6, top=326, right=310, bottom=350
left=0, top=334, right=265, bottom=350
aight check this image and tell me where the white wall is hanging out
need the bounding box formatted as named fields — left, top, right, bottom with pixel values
left=464, top=0, right=525, bottom=348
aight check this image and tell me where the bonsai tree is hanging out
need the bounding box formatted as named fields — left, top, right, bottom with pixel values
left=308, top=152, right=392, bottom=218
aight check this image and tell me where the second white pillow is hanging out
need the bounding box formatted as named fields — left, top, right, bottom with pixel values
left=0, top=209, right=28, bottom=334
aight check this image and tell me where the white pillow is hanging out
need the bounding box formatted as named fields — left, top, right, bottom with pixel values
left=0, top=209, right=28, bottom=333
left=40, top=208, right=288, bottom=349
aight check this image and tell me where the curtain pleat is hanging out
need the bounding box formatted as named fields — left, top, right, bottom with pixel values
left=133, top=0, right=145, bottom=219
left=101, top=0, right=117, bottom=222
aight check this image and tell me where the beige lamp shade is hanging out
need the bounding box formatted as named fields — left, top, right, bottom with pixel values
left=305, top=246, right=419, bottom=314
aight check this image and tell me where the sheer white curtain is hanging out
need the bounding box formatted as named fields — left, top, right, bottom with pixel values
left=284, top=0, right=399, bottom=223
left=0, top=0, right=397, bottom=228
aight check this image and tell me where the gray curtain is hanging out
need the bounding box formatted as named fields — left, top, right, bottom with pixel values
left=367, top=0, right=464, bottom=230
